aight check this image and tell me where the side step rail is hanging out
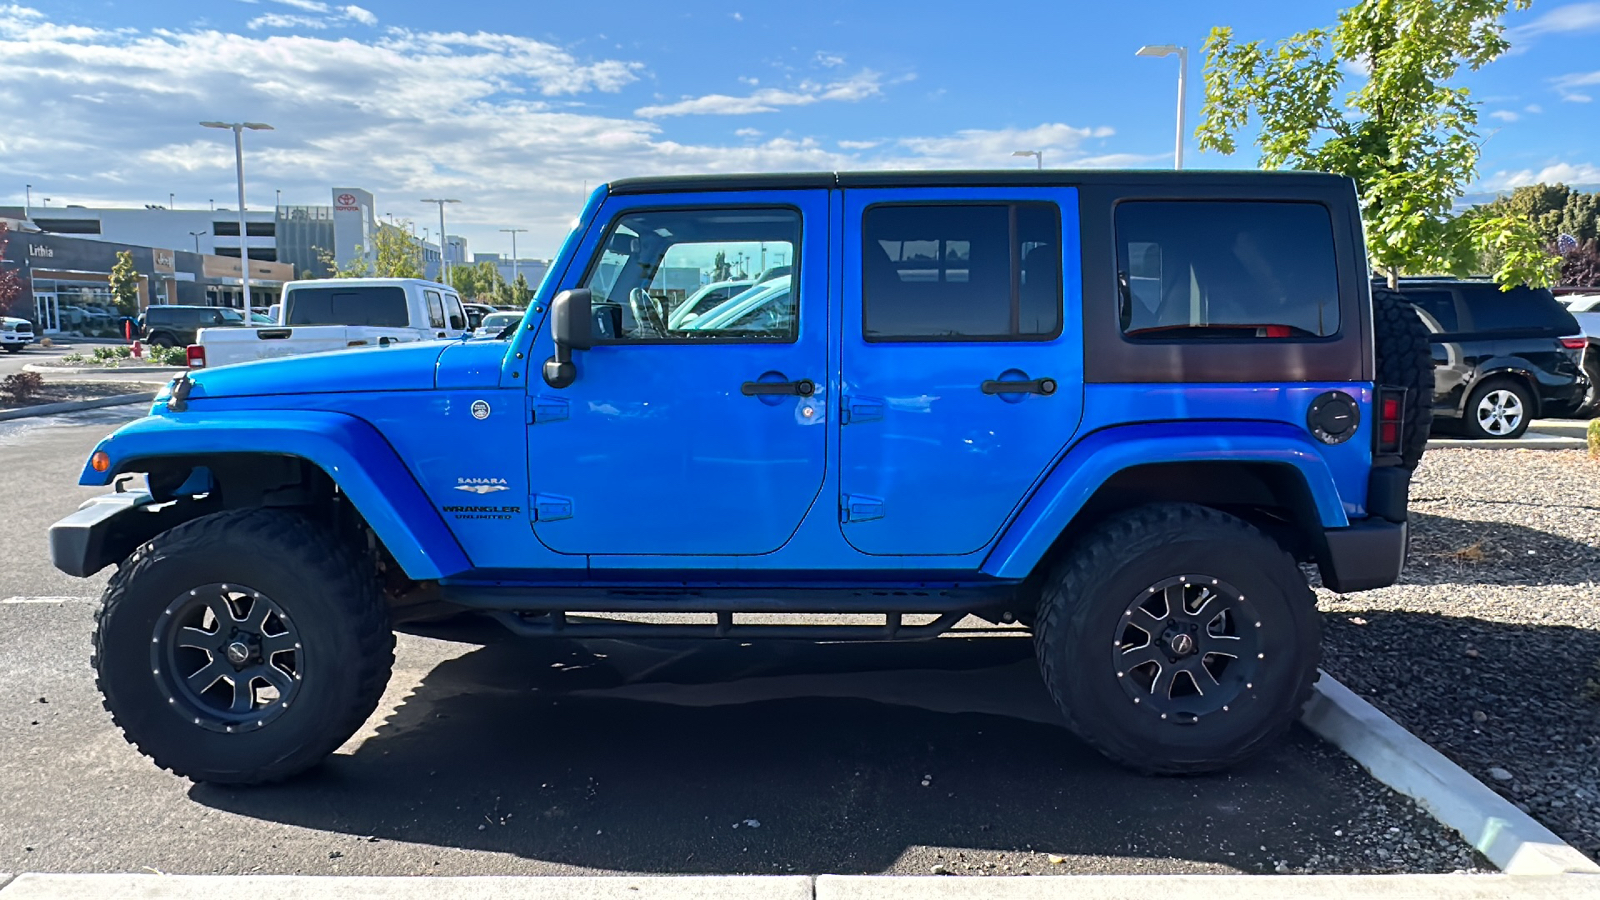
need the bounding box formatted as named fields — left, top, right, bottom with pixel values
left=486, top=610, right=971, bottom=642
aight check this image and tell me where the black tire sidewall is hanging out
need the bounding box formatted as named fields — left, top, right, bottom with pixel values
left=1463, top=378, right=1532, bottom=440
left=97, top=514, right=384, bottom=781
left=1040, top=519, right=1319, bottom=771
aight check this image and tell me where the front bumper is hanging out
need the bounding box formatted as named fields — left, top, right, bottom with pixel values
left=49, top=490, right=184, bottom=578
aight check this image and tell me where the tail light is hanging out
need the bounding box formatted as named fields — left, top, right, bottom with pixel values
left=1561, top=336, right=1586, bottom=350
left=186, top=344, right=206, bottom=368
left=1376, top=387, right=1405, bottom=457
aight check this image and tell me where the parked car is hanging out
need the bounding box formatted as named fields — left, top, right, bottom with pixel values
left=475, top=311, right=523, bottom=336
left=191, top=278, right=471, bottom=368
left=52, top=169, right=1431, bottom=785
left=1, top=316, right=33, bottom=353
left=462, top=302, right=497, bottom=330
left=1560, top=294, right=1600, bottom=417
left=140, top=305, right=250, bottom=348
left=1375, top=278, right=1588, bottom=439
left=667, top=278, right=755, bottom=329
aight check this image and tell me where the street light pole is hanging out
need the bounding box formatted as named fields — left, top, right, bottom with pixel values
left=422, top=199, right=461, bottom=284
left=190, top=231, right=207, bottom=254
left=24, top=184, right=30, bottom=218
left=1012, top=150, right=1043, bottom=169
left=499, top=227, right=528, bottom=292
left=201, top=121, right=274, bottom=308
left=1135, top=45, right=1188, bottom=170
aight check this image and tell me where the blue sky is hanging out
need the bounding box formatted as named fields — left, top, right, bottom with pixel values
left=2, top=0, right=1597, bottom=258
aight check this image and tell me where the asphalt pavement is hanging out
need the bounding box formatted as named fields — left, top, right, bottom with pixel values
left=0, top=407, right=1480, bottom=878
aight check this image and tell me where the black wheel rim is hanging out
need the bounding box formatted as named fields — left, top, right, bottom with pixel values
left=152, top=583, right=303, bottom=733
left=1112, top=575, right=1263, bottom=724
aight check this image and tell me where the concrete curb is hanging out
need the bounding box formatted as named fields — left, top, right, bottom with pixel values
left=0, top=393, right=155, bottom=422
left=1427, top=434, right=1584, bottom=450
left=0, top=874, right=1596, bottom=899
left=21, top=363, right=180, bottom=376
left=0, top=874, right=812, bottom=899
left=1302, top=673, right=1600, bottom=875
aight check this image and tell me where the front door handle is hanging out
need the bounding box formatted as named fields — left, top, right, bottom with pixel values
left=742, top=379, right=815, bottom=397
left=981, top=377, right=1057, bottom=396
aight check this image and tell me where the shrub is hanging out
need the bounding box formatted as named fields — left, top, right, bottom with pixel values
left=147, top=344, right=186, bottom=366
left=1589, top=419, right=1600, bottom=459
left=91, top=346, right=133, bottom=363
left=39, top=337, right=53, bottom=348
left=61, top=352, right=86, bottom=364
left=1, top=371, right=44, bottom=403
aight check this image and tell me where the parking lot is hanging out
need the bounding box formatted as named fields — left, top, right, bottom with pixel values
left=0, top=405, right=1490, bottom=878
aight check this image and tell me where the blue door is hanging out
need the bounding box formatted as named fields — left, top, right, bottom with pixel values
left=839, top=187, right=1084, bottom=556
left=527, top=191, right=830, bottom=556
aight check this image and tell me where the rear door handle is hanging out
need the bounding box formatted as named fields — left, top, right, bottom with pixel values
left=981, top=377, right=1057, bottom=396
left=742, top=379, right=815, bottom=397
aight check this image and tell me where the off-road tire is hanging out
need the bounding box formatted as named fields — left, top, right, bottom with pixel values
left=1461, top=377, right=1533, bottom=440
left=1373, top=289, right=1434, bottom=470
left=148, top=334, right=176, bottom=348
left=1034, top=503, right=1320, bottom=775
left=92, top=508, right=394, bottom=784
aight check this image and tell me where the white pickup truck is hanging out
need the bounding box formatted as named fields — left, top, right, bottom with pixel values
left=190, top=278, right=470, bottom=369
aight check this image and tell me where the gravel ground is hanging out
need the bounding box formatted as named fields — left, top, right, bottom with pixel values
left=0, top=380, right=155, bottom=409
left=1318, top=447, right=1600, bottom=862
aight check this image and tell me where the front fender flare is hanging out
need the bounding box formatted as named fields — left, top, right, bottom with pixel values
left=79, top=410, right=471, bottom=580
left=982, top=421, right=1350, bottom=580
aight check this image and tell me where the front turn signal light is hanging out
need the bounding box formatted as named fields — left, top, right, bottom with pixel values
left=90, top=451, right=110, bottom=473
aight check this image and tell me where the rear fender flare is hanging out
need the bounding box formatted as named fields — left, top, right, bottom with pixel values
left=80, top=410, right=471, bottom=580
left=982, top=421, right=1350, bottom=580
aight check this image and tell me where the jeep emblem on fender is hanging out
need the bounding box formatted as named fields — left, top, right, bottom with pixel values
left=470, top=400, right=491, bottom=420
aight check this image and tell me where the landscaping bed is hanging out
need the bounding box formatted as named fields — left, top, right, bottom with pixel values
left=1318, top=446, right=1600, bottom=862
left=0, top=374, right=156, bottom=410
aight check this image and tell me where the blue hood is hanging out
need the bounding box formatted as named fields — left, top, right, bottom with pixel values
left=185, top=342, right=448, bottom=398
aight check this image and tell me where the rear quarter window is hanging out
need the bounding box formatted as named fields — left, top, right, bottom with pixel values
left=1458, top=284, right=1580, bottom=334
left=285, top=286, right=408, bottom=327
left=1117, top=200, right=1340, bottom=340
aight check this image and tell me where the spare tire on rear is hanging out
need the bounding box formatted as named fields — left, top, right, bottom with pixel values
left=1372, top=288, right=1434, bottom=471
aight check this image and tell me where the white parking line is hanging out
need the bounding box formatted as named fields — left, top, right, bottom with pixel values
left=1, top=597, right=94, bottom=604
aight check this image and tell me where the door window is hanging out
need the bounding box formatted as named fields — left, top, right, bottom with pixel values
left=580, top=207, right=800, bottom=341
left=425, top=290, right=445, bottom=329
left=1399, top=290, right=1460, bottom=333
left=446, top=295, right=467, bottom=331
left=861, top=203, right=1061, bottom=341
left=1116, top=201, right=1340, bottom=339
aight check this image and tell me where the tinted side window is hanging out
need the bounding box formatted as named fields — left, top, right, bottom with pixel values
left=286, top=287, right=408, bottom=327
left=863, top=203, right=1061, bottom=341
left=446, top=294, right=467, bottom=331
left=1400, top=290, right=1460, bottom=333
left=425, top=290, right=445, bottom=329
left=1117, top=201, right=1340, bottom=339
left=1459, top=284, right=1580, bottom=334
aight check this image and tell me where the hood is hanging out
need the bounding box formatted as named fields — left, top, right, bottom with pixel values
left=183, top=341, right=448, bottom=399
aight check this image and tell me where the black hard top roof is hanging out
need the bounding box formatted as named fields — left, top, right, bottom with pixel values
left=605, top=169, right=1352, bottom=195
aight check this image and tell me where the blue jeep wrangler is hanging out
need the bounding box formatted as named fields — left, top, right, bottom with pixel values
left=52, top=171, right=1431, bottom=784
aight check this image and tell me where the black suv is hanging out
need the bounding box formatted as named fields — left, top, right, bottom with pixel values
left=1374, top=278, right=1587, bottom=439
left=139, top=305, right=249, bottom=348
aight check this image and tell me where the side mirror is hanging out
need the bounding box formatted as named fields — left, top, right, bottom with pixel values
left=543, top=289, right=592, bottom=388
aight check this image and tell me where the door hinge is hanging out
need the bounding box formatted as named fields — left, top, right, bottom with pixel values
left=841, top=395, right=883, bottom=425
left=527, top=395, right=569, bottom=424
left=532, top=494, right=573, bottom=521
left=840, top=494, right=884, bottom=523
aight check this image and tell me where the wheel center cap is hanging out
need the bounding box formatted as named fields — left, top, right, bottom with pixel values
left=1168, top=632, right=1196, bottom=657
left=224, top=641, right=251, bottom=666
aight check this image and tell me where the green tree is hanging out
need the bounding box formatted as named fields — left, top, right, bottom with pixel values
left=512, top=272, right=533, bottom=306
left=1471, top=183, right=1600, bottom=273
left=316, top=245, right=372, bottom=278
left=474, top=260, right=509, bottom=303
left=108, top=251, right=140, bottom=316
left=712, top=250, right=730, bottom=282
left=448, top=263, right=480, bottom=297
left=1196, top=0, right=1554, bottom=289
left=371, top=223, right=424, bottom=279
left=0, top=223, right=21, bottom=318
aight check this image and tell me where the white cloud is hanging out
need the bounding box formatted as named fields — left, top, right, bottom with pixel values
left=0, top=6, right=1135, bottom=255
left=269, top=0, right=331, bottom=11
left=1509, top=2, right=1600, bottom=39
left=734, top=127, right=761, bottom=137
left=1479, top=162, right=1600, bottom=191
left=815, top=51, right=844, bottom=68
left=1526, top=103, right=1544, bottom=114
left=730, top=11, right=742, bottom=20
left=636, top=70, right=884, bottom=117
left=342, top=6, right=377, bottom=25
left=1488, top=109, right=1519, bottom=122
left=248, top=13, right=327, bottom=30
left=1554, top=69, right=1600, bottom=103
